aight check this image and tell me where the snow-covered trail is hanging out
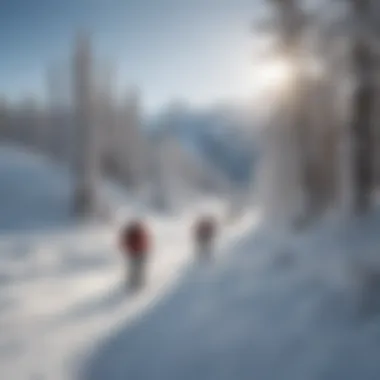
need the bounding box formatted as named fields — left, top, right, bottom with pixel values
left=0, top=212, right=257, bottom=380
left=0, top=144, right=258, bottom=380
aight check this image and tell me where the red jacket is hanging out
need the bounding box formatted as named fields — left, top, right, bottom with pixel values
left=120, top=222, right=150, bottom=258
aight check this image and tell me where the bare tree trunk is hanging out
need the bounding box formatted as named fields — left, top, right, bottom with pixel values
left=271, top=0, right=316, bottom=225
left=373, top=64, right=380, bottom=194
left=72, top=32, right=99, bottom=218
left=0, top=98, right=9, bottom=140
left=350, top=0, right=375, bottom=213
left=372, top=2, right=380, bottom=195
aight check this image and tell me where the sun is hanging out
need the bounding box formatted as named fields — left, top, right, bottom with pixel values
left=251, top=58, right=296, bottom=95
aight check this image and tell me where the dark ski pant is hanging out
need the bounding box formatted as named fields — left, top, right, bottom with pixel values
left=197, top=241, right=213, bottom=262
left=127, top=255, right=146, bottom=291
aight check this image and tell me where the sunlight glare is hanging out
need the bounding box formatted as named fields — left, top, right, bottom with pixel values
left=252, top=58, right=295, bottom=94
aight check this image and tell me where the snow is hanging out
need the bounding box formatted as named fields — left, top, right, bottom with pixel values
left=81, top=213, right=380, bottom=380
left=0, top=145, right=72, bottom=233
left=0, top=144, right=257, bottom=380
left=4, top=143, right=380, bottom=380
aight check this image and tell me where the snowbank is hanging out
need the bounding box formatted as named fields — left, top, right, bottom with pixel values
left=0, top=144, right=72, bottom=233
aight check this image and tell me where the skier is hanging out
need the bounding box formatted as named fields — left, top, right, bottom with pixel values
left=119, top=219, right=150, bottom=292
left=193, top=216, right=217, bottom=261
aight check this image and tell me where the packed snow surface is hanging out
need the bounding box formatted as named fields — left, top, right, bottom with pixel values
left=0, top=144, right=257, bottom=380
left=81, top=213, right=380, bottom=379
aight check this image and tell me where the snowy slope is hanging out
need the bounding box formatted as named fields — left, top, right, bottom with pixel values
left=0, top=144, right=72, bottom=233
left=0, top=144, right=257, bottom=380
left=82, top=212, right=380, bottom=380
left=151, top=101, right=256, bottom=186
left=157, top=136, right=233, bottom=198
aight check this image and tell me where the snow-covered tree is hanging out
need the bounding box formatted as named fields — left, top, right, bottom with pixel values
left=254, top=0, right=311, bottom=226
left=19, top=96, right=40, bottom=148
left=72, top=32, right=100, bottom=218
left=0, top=97, right=9, bottom=140
left=95, top=61, right=117, bottom=179
left=116, top=88, right=146, bottom=190
left=46, top=62, right=73, bottom=162
left=254, top=0, right=380, bottom=224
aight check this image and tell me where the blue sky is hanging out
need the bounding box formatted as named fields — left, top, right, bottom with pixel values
left=1, top=0, right=264, bottom=112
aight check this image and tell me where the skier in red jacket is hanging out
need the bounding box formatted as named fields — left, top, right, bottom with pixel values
left=119, top=219, right=150, bottom=291
left=193, top=216, right=217, bottom=261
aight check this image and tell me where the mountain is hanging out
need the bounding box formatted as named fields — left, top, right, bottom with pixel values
left=149, top=102, right=259, bottom=189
